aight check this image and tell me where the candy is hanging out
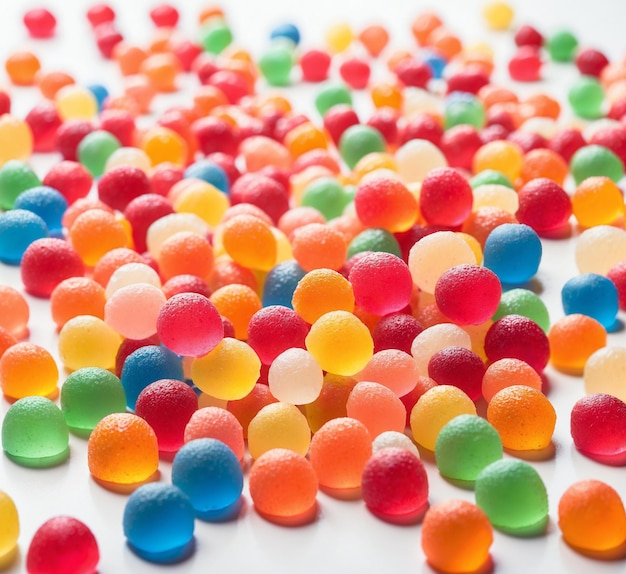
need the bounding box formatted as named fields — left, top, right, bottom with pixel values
left=0, top=210, right=48, bottom=265
left=346, top=381, right=406, bottom=437
left=428, top=346, right=486, bottom=401
left=0, top=342, right=58, bottom=400
left=248, top=448, right=318, bottom=522
left=262, top=260, right=306, bottom=308
left=0, top=489, right=19, bottom=569
left=361, top=447, right=428, bottom=520
left=575, top=225, right=626, bottom=275
left=184, top=407, right=245, bottom=461
left=172, top=438, right=243, bottom=520
left=561, top=273, right=619, bottom=329
left=268, top=348, right=323, bottom=404
left=421, top=499, right=493, bottom=574
left=2, top=397, right=69, bottom=468
left=420, top=167, right=473, bottom=227
left=483, top=223, right=542, bottom=284
left=356, top=349, right=419, bottom=397
left=395, top=139, right=447, bottom=185
left=583, top=346, right=626, bottom=403
left=123, top=483, right=195, bottom=563
left=516, top=178, right=572, bottom=233
left=569, top=76, right=605, bottom=119
left=572, top=176, right=624, bottom=227
left=546, top=29, right=578, bottom=62
left=481, top=357, right=543, bottom=402
left=435, top=414, right=502, bottom=483
left=104, top=262, right=161, bottom=298
left=570, top=144, right=624, bottom=185
left=0, top=160, right=41, bottom=210
left=77, top=130, right=121, bottom=177
left=475, top=459, right=549, bottom=535
left=158, top=231, right=214, bottom=281
left=548, top=314, right=606, bottom=373
left=347, top=227, right=401, bottom=258
left=104, top=283, right=166, bottom=340
left=26, top=516, right=99, bottom=574
left=88, top=413, right=159, bottom=486
left=372, top=313, right=424, bottom=354
left=69, top=209, right=129, bottom=266
left=558, top=480, right=626, bottom=553
left=411, top=323, right=472, bottom=374
left=492, top=288, right=550, bottom=332
left=209, top=284, right=262, bottom=339
left=14, top=186, right=67, bottom=235
left=291, top=268, right=354, bottom=324
left=372, top=430, right=419, bottom=457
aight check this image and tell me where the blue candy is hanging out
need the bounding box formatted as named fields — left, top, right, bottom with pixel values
left=120, top=345, right=184, bottom=410
left=172, top=438, right=243, bottom=521
left=87, top=84, right=109, bottom=110
left=270, top=23, right=301, bottom=46
left=262, top=260, right=306, bottom=308
left=0, top=209, right=48, bottom=264
left=123, top=483, right=195, bottom=564
left=184, top=160, right=229, bottom=193
left=422, top=50, right=447, bottom=79
left=14, top=186, right=68, bottom=234
left=562, top=273, right=619, bottom=330
left=483, top=223, right=542, bottom=285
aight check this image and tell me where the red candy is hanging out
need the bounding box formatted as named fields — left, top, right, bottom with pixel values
left=229, top=173, right=290, bottom=224
left=135, top=379, right=198, bottom=454
left=192, top=117, right=239, bottom=156
left=86, top=4, right=115, bottom=27
left=372, top=313, right=424, bottom=354
left=26, top=516, right=99, bottom=574
left=575, top=47, right=610, bottom=77
left=440, top=125, right=483, bottom=170
left=21, top=238, right=85, bottom=298
left=94, top=23, right=124, bottom=59
left=150, top=162, right=184, bottom=196
left=548, top=128, right=586, bottom=163
left=394, top=58, right=432, bottom=89
left=97, top=166, right=152, bottom=212
left=157, top=293, right=224, bottom=358
left=300, top=49, right=332, bottom=82
left=508, top=46, right=542, bottom=82
left=23, top=8, right=57, bottom=39
left=589, top=126, right=626, bottom=167
left=98, top=109, right=136, bottom=147
left=419, top=167, right=473, bottom=227
left=361, top=447, right=429, bottom=520
left=247, top=306, right=310, bottom=365
left=435, top=264, right=501, bottom=326
left=516, top=178, right=572, bottom=233
left=162, top=274, right=212, bottom=299
left=484, top=314, right=550, bottom=373
left=56, top=120, right=95, bottom=161
left=123, top=194, right=175, bottom=254
left=25, top=101, right=63, bottom=152
left=323, top=105, right=360, bottom=145
left=149, top=4, right=179, bottom=28
left=446, top=69, right=490, bottom=95
left=607, top=261, right=626, bottom=310
left=366, top=108, right=399, bottom=146
left=339, top=56, right=371, bottom=90
left=514, top=24, right=544, bottom=48
left=398, top=114, right=443, bottom=146
left=348, top=252, right=414, bottom=316
left=570, top=394, right=626, bottom=466
left=428, top=346, right=486, bottom=401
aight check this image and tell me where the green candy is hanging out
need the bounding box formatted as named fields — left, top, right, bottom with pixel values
left=314, top=82, right=353, bottom=116
left=77, top=130, right=121, bottom=178
left=301, top=177, right=350, bottom=220
left=546, top=29, right=578, bottom=62
left=60, top=367, right=127, bottom=437
left=0, top=160, right=41, bottom=210
left=475, top=459, right=549, bottom=536
left=2, top=397, right=69, bottom=468
left=434, top=415, right=503, bottom=484
left=199, top=21, right=233, bottom=54
left=470, top=169, right=514, bottom=189
left=493, top=288, right=550, bottom=332
left=339, top=125, right=386, bottom=170
left=570, top=144, right=624, bottom=185
left=444, top=94, right=485, bottom=129
left=258, top=42, right=295, bottom=86
left=348, top=228, right=401, bottom=258
left=568, top=76, right=605, bottom=119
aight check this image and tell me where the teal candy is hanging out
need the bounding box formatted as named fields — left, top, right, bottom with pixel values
left=435, top=415, right=503, bottom=484
left=2, top=397, right=69, bottom=468
left=61, top=367, right=127, bottom=437
left=474, top=459, right=549, bottom=536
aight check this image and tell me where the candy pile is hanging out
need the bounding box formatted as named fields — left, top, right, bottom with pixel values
left=1, top=1, right=626, bottom=572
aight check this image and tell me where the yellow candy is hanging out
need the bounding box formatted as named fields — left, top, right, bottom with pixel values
left=0, top=490, right=19, bottom=569
left=248, top=402, right=311, bottom=459
left=482, top=1, right=514, bottom=31
left=173, top=180, right=230, bottom=227
left=325, top=21, right=354, bottom=53
left=55, top=85, right=99, bottom=120
left=0, top=115, right=33, bottom=166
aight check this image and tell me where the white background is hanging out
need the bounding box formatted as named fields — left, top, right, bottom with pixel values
left=1, top=0, right=626, bottom=573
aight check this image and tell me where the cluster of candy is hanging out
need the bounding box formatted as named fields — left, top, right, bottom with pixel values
left=1, top=1, right=626, bottom=572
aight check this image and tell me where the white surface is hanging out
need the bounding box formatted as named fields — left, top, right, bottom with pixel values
left=0, top=1, right=626, bottom=573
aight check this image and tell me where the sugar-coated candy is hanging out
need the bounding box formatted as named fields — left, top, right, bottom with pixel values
left=88, top=413, right=158, bottom=486
left=0, top=342, right=58, bottom=400
left=410, top=385, right=477, bottom=451
left=157, top=293, right=224, bottom=358
left=77, top=130, right=121, bottom=177
left=50, top=277, right=106, bottom=330
left=428, top=346, right=486, bottom=401
left=347, top=227, right=401, bottom=258
left=411, top=323, right=472, bottom=374
left=135, top=380, right=198, bottom=454
left=301, top=177, right=350, bottom=220
left=481, top=358, right=542, bottom=402
left=372, top=313, right=423, bottom=355
left=0, top=285, right=29, bottom=339
left=572, top=176, right=624, bottom=228
left=570, top=144, right=624, bottom=185
left=0, top=117, right=33, bottom=168
left=483, top=224, right=542, bottom=284
left=97, top=165, right=151, bottom=211
left=249, top=448, right=318, bottom=523
left=13, top=186, right=67, bottom=235
left=569, top=76, right=605, bottom=120
left=487, top=385, right=556, bottom=450
left=561, top=273, right=619, bottom=329
left=492, top=288, right=550, bottom=332
left=162, top=274, right=211, bottom=299
left=184, top=407, right=244, bottom=461
left=20, top=238, right=85, bottom=297
left=308, top=417, right=372, bottom=491
left=356, top=349, right=419, bottom=397
left=584, top=346, right=626, bottom=403
left=361, top=447, right=428, bottom=520
left=435, top=415, right=502, bottom=482
left=0, top=210, right=48, bottom=265
left=248, top=402, right=311, bottom=460
left=548, top=314, right=606, bottom=374
left=2, top=397, right=69, bottom=468
left=304, top=373, right=357, bottom=433
left=346, top=381, right=406, bottom=438
left=172, top=438, right=243, bottom=520
left=516, top=178, right=572, bottom=233
left=191, top=337, right=260, bottom=400
left=395, top=138, right=447, bottom=185
left=210, top=284, right=262, bottom=339
left=0, top=489, right=19, bottom=569
left=104, top=283, right=166, bottom=340
left=558, top=480, right=626, bottom=553
left=484, top=314, right=550, bottom=373
left=227, top=383, right=277, bottom=439
left=123, top=483, right=195, bottom=563
left=268, top=348, right=323, bottom=405
left=69, top=208, right=129, bottom=267
left=421, top=500, right=493, bottom=574
left=419, top=167, right=473, bottom=227
left=348, top=252, right=413, bottom=316
left=475, top=459, right=549, bottom=535
left=60, top=367, right=126, bottom=437
left=26, top=516, right=99, bottom=574
left=372, top=431, right=419, bottom=457
left=575, top=224, right=626, bottom=275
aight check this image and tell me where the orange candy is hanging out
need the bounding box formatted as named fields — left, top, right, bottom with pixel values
left=522, top=93, right=561, bottom=120
left=92, top=247, right=146, bottom=287
left=411, top=12, right=443, bottom=46
left=519, top=148, right=569, bottom=186
left=358, top=24, right=390, bottom=58
left=558, top=480, right=626, bottom=553
left=461, top=206, right=518, bottom=247
left=0, top=327, right=16, bottom=360
left=140, top=53, right=181, bottom=92
left=249, top=448, right=318, bottom=521
left=207, top=257, right=258, bottom=293
left=284, top=122, right=328, bottom=158
left=0, top=342, right=58, bottom=400
left=308, top=417, right=372, bottom=491
left=113, top=43, right=148, bottom=76
left=50, top=277, right=107, bottom=330
left=548, top=314, right=607, bottom=374
left=428, top=27, right=463, bottom=60
left=278, top=206, right=326, bottom=240
left=221, top=214, right=277, bottom=271
left=239, top=136, right=291, bottom=172
left=473, top=140, right=524, bottom=182
left=291, top=223, right=347, bottom=272
left=38, top=70, right=75, bottom=99
left=487, top=385, right=556, bottom=451
left=141, top=126, right=187, bottom=167
left=192, top=85, right=229, bottom=115
left=482, top=358, right=543, bottom=402
left=478, top=84, right=519, bottom=109
left=370, top=81, right=403, bottom=110
left=69, top=209, right=129, bottom=267
left=124, top=74, right=157, bottom=114
left=5, top=51, right=41, bottom=86
left=421, top=499, right=493, bottom=573
left=0, top=285, right=29, bottom=339
left=571, top=176, right=625, bottom=228
left=184, top=406, right=245, bottom=461
left=210, top=283, right=262, bottom=339
left=158, top=231, right=214, bottom=281
left=304, top=374, right=357, bottom=433
left=356, top=349, right=419, bottom=397
left=346, top=381, right=406, bottom=438
left=292, top=268, right=355, bottom=324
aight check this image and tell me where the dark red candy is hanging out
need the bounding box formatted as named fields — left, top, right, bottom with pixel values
left=366, top=108, right=398, bottom=146
left=514, top=24, right=544, bottom=48
left=98, top=166, right=152, bottom=212
left=508, top=130, right=547, bottom=154
left=575, top=47, right=610, bottom=77
left=516, top=177, right=572, bottom=233
left=428, top=346, right=486, bottom=401
left=94, top=23, right=124, bottom=59
left=123, top=193, right=174, bottom=253
left=394, top=58, right=432, bottom=89
left=398, top=114, right=443, bottom=146
left=548, top=128, right=586, bottom=163
left=570, top=393, right=626, bottom=466
left=446, top=69, right=490, bottom=95
left=373, top=313, right=424, bottom=354
left=192, top=116, right=239, bottom=156
left=0, top=90, right=10, bottom=115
